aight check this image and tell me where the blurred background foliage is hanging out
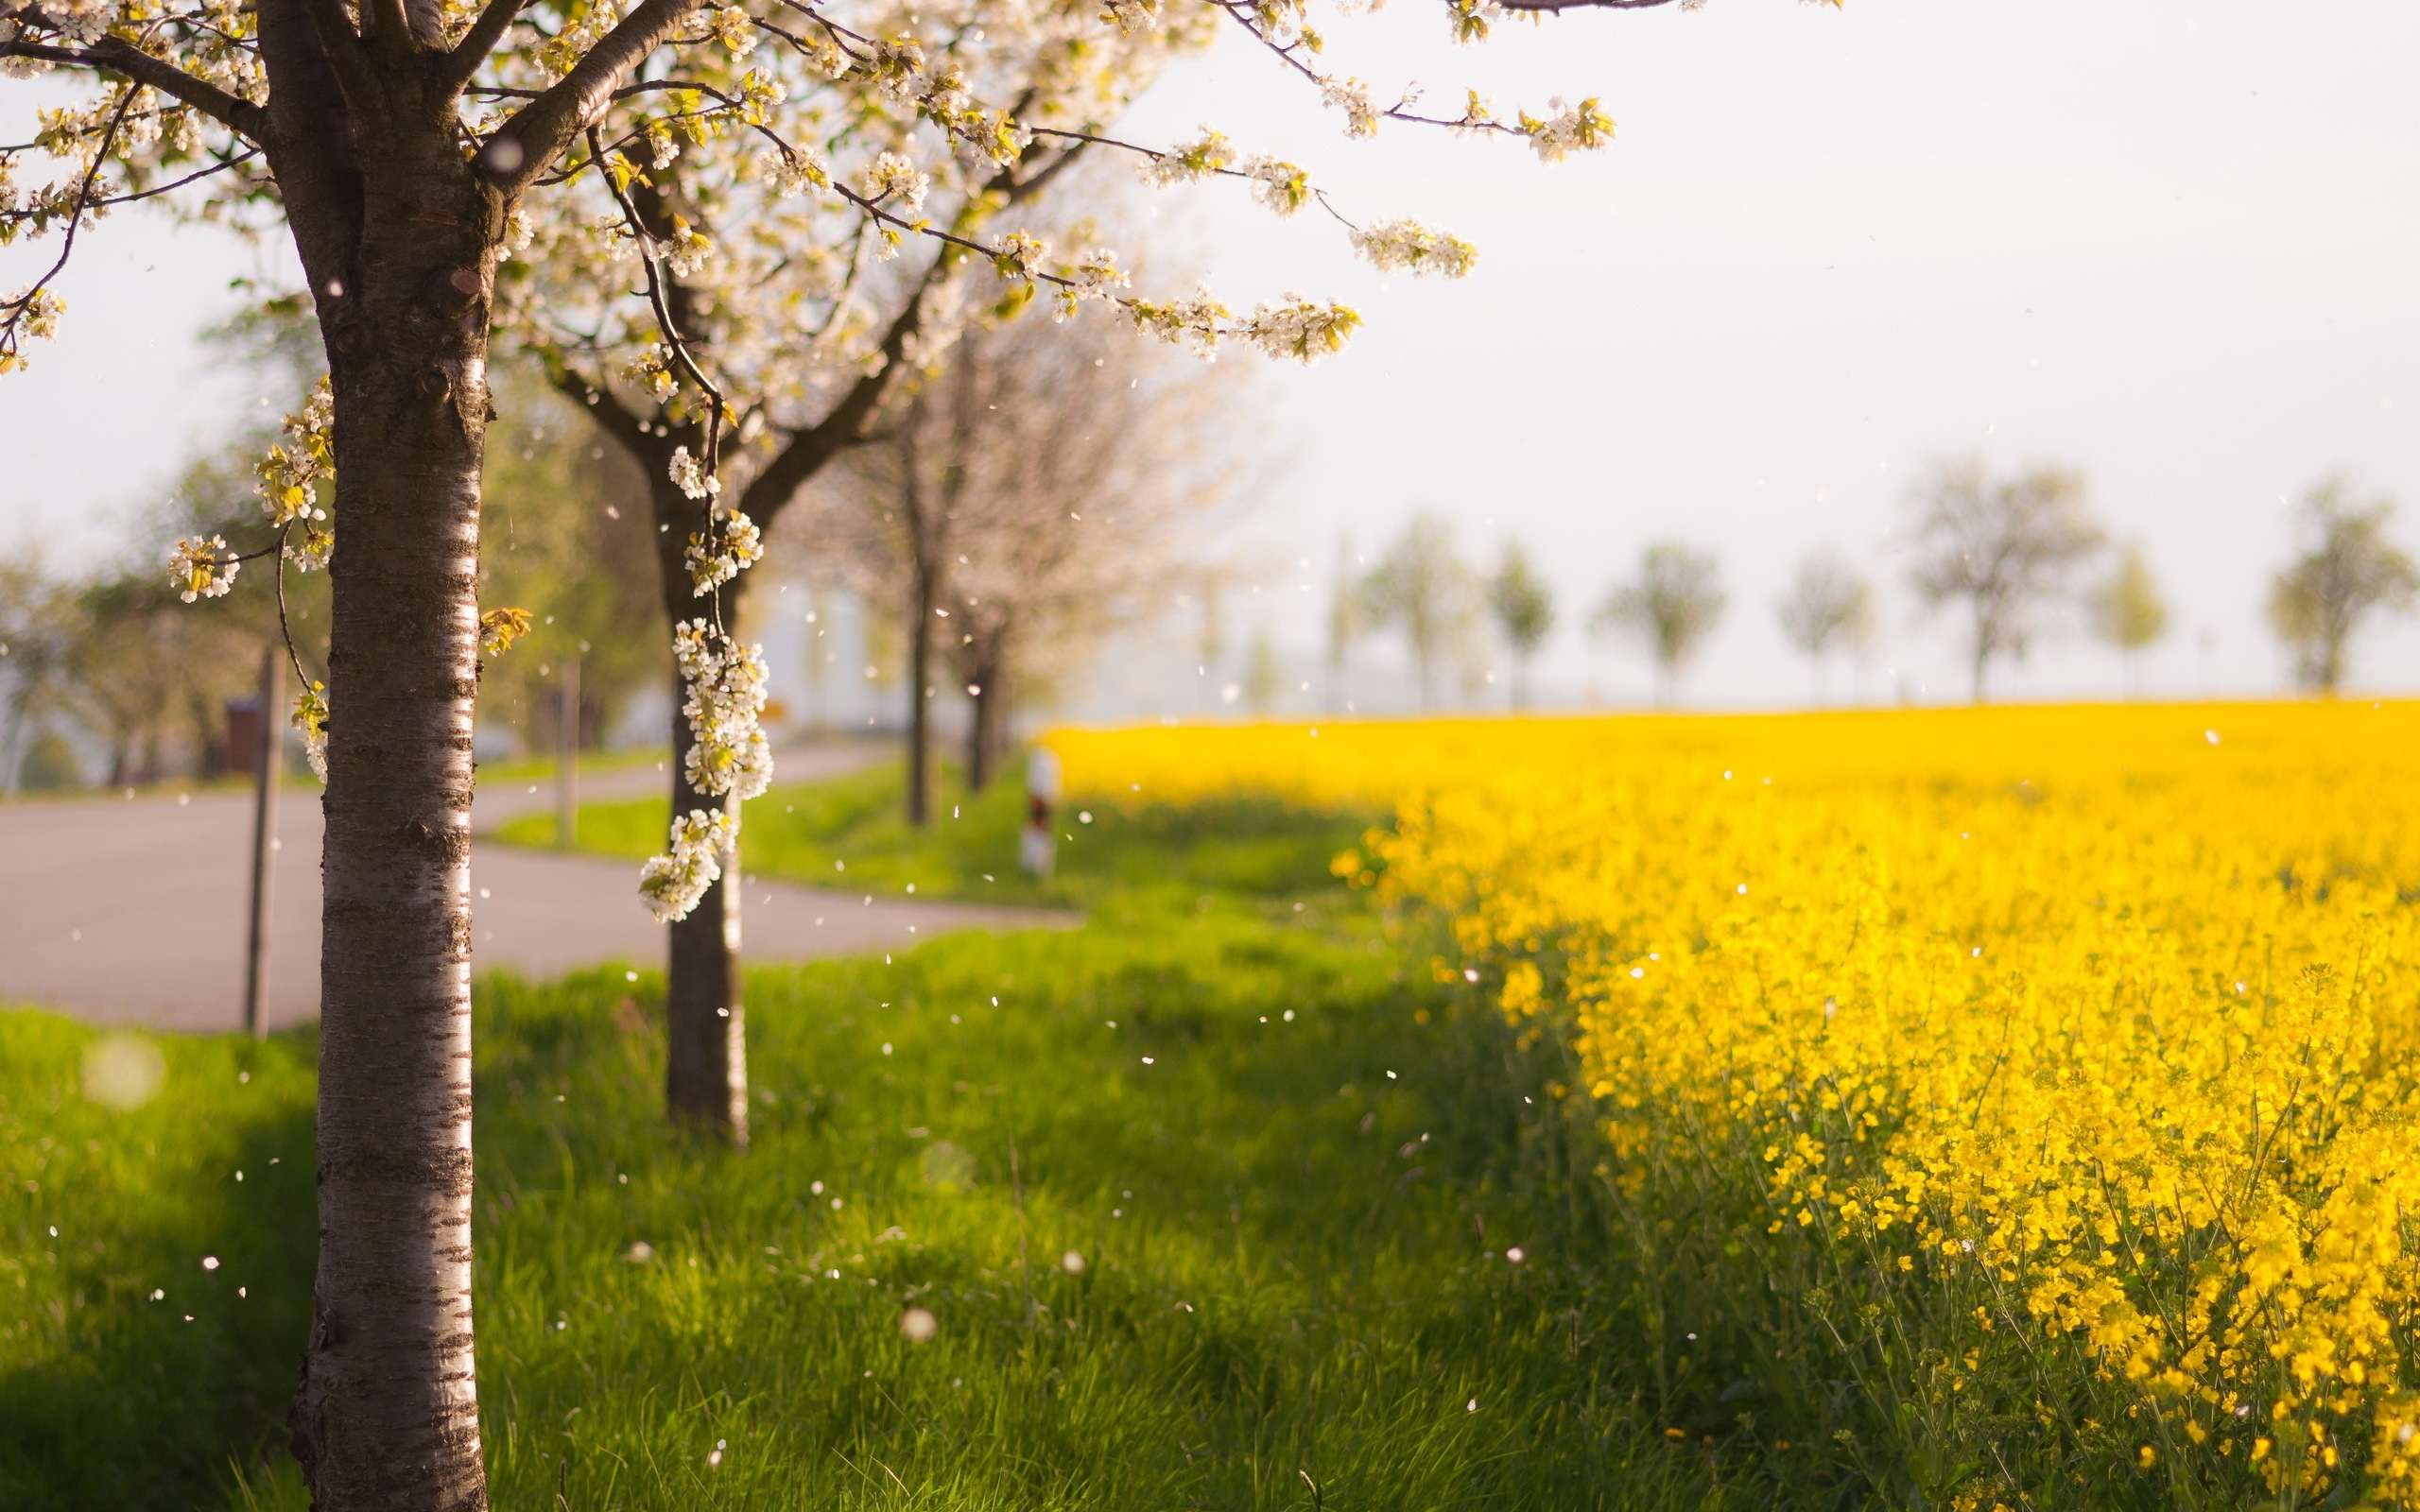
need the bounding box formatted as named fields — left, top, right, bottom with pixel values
left=474, top=371, right=665, bottom=760
left=0, top=304, right=673, bottom=791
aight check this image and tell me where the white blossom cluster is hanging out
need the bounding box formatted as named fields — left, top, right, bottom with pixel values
left=764, top=144, right=833, bottom=200
left=5, top=288, right=63, bottom=357
left=1348, top=218, right=1478, bottom=279
left=1052, top=248, right=1130, bottom=318
left=683, top=510, right=763, bottom=593
left=991, top=230, right=1049, bottom=281
left=1126, top=287, right=1231, bottom=360
left=639, top=807, right=737, bottom=923
left=1, top=0, right=112, bottom=51
left=168, top=534, right=237, bottom=602
left=1319, top=77, right=1382, bottom=139
left=1141, top=126, right=1233, bottom=185
left=291, top=679, right=330, bottom=783
left=1244, top=156, right=1313, bottom=217
left=672, top=619, right=773, bottom=802
left=858, top=151, right=930, bottom=214
left=1521, top=97, right=1616, bottom=163
left=1140, top=129, right=1310, bottom=219
left=1099, top=0, right=1160, bottom=36
left=1121, top=285, right=1363, bottom=367
left=625, top=346, right=679, bottom=403
left=255, top=376, right=336, bottom=568
left=1443, top=0, right=1502, bottom=46
left=1236, top=293, right=1362, bottom=366
left=666, top=444, right=721, bottom=500
left=710, top=6, right=758, bottom=57
left=664, top=218, right=715, bottom=277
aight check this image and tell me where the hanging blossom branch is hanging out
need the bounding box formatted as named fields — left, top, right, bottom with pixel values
left=1191, top=0, right=1622, bottom=156
left=161, top=373, right=536, bottom=782
left=0, top=80, right=132, bottom=373
left=514, top=0, right=1521, bottom=366
left=579, top=94, right=1376, bottom=366
left=0, top=0, right=281, bottom=369
left=588, top=128, right=777, bottom=924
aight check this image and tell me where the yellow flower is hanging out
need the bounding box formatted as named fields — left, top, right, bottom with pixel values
left=1049, top=702, right=2420, bottom=1503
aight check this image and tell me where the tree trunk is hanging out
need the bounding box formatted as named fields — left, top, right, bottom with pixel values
left=965, top=647, right=1005, bottom=793
left=650, top=469, right=751, bottom=1143
left=907, top=558, right=935, bottom=827
left=1970, top=606, right=1991, bottom=704
left=544, top=197, right=935, bottom=1142
left=285, top=110, right=500, bottom=1512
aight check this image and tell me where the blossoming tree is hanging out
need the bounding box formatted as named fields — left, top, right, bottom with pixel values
left=2, top=0, right=1799, bottom=1501
left=483, top=0, right=1585, bottom=1140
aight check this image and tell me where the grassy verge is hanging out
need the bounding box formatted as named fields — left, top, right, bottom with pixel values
left=493, top=754, right=1377, bottom=912
left=0, top=1017, right=319, bottom=1508
left=6, top=793, right=1724, bottom=1510
left=452, top=918, right=1697, bottom=1511
left=475, top=745, right=671, bottom=787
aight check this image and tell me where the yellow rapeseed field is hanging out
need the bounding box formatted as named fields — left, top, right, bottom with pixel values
left=1052, top=703, right=2420, bottom=1506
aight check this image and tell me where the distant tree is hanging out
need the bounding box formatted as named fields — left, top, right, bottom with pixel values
left=475, top=374, right=666, bottom=760
left=49, top=444, right=322, bottom=787
left=1595, top=542, right=1725, bottom=707
left=1361, top=515, right=1477, bottom=710
left=1774, top=548, right=1876, bottom=706
left=60, top=578, right=192, bottom=787
left=937, top=322, right=1229, bottom=784
left=0, top=560, right=76, bottom=796
left=1195, top=570, right=1229, bottom=690
left=799, top=591, right=831, bottom=732
left=821, top=360, right=969, bottom=827
left=810, top=309, right=1226, bottom=792
left=1488, top=542, right=1555, bottom=709
left=1325, top=537, right=1364, bottom=710
left=1244, top=628, right=1284, bottom=714
left=1905, top=458, right=2104, bottom=702
left=2266, top=478, right=2417, bottom=695
left=2086, top=541, right=2170, bottom=697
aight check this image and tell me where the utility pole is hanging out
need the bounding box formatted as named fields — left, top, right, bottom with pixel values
left=556, top=656, right=579, bottom=849
left=243, top=644, right=282, bottom=1040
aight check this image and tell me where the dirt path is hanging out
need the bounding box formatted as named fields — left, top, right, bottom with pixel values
left=0, top=744, right=1074, bottom=1033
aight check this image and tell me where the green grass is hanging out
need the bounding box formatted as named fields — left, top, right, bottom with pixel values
left=0, top=1017, right=319, bottom=1508
left=493, top=754, right=1376, bottom=912
left=475, top=744, right=670, bottom=787
left=4, top=792, right=1737, bottom=1511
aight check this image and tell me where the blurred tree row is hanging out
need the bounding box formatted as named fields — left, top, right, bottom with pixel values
left=794, top=304, right=1236, bottom=823
left=1324, top=462, right=2411, bottom=710
left=474, top=376, right=666, bottom=760
left=0, top=421, right=329, bottom=794
left=0, top=313, right=666, bottom=795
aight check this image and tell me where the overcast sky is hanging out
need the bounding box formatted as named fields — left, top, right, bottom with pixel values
left=5, top=0, right=2415, bottom=710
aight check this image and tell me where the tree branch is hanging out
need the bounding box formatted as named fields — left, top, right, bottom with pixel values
left=736, top=255, right=947, bottom=526
left=541, top=348, right=662, bottom=461
left=593, top=128, right=726, bottom=477
left=3, top=37, right=271, bottom=141
left=440, top=0, right=531, bottom=94
left=485, top=0, right=710, bottom=196
left=289, top=0, right=374, bottom=101
left=95, top=146, right=266, bottom=207
left=1, top=86, right=132, bottom=370
left=361, top=0, right=414, bottom=61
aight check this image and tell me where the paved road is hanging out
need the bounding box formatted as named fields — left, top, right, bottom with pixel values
left=0, top=745, right=1073, bottom=1033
